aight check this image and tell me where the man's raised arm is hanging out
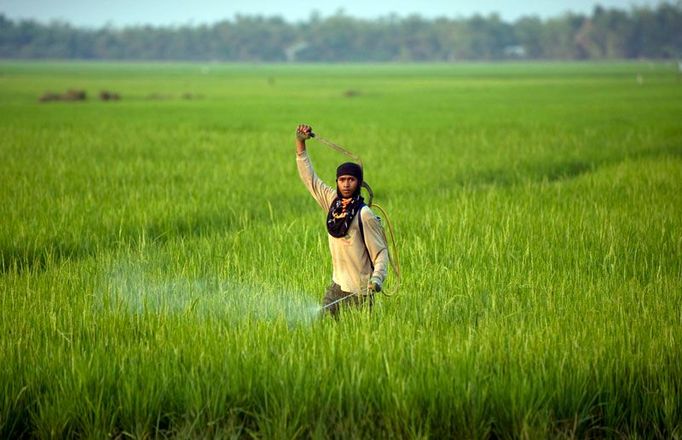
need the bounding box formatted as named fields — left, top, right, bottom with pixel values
left=295, top=124, right=335, bottom=211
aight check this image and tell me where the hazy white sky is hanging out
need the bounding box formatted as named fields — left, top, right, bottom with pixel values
left=0, top=0, right=665, bottom=27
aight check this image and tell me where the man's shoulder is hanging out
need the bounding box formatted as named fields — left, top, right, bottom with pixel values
left=360, top=205, right=381, bottom=224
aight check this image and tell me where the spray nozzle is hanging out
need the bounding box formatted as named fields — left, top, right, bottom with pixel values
left=308, top=131, right=316, bottom=138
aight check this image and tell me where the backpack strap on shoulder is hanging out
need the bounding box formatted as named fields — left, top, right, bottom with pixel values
left=358, top=205, right=374, bottom=271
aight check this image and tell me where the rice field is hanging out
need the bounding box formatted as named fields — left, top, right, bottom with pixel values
left=0, top=61, right=681, bottom=438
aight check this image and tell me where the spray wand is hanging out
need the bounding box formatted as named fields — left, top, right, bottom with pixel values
left=319, top=286, right=372, bottom=312
left=320, top=292, right=358, bottom=311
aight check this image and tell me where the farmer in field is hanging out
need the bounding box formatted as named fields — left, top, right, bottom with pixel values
left=295, top=124, right=389, bottom=317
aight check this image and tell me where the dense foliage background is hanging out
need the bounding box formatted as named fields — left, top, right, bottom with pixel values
left=1, top=2, right=682, bottom=61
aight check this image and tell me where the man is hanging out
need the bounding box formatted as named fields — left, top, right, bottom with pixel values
left=295, top=124, right=389, bottom=317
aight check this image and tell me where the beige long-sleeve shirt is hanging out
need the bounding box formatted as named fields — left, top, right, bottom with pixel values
left=297, top=150, right=389, bottom=294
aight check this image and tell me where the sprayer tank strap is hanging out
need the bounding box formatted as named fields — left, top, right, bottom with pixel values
left=357, top=205, right=374, bottom=272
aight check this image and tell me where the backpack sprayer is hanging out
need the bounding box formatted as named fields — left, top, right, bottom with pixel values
left=307, top=130, right=402, bottom=309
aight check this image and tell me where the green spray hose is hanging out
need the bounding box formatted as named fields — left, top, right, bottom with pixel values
left=310, top=132, right=402, bottom=295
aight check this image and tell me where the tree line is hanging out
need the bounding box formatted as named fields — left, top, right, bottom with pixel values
left=1, top=2, right=681, bottom=61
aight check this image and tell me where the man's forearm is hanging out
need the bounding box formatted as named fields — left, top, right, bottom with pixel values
left=296, top=139, right=306, bottom=155
left=371, top=248, right=389, bottom=286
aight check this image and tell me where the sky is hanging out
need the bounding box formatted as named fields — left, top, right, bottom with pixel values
left=0, top=0, right=666, bottom=27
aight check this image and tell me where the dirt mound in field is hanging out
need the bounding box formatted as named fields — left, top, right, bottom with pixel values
left=38, top=89, right=87, bottom=102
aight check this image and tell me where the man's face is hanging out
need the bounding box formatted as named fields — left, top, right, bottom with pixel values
left=337, top=175, right=359, bottom=198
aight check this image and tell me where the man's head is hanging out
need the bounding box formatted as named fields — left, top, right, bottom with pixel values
left=336, top=162, right=363, bottom=198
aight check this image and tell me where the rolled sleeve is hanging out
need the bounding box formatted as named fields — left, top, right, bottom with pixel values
left=296, top=151, right=336, bottom=211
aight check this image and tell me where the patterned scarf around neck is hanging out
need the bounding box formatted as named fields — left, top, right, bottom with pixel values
left=326, top=194, right=364, bottom=238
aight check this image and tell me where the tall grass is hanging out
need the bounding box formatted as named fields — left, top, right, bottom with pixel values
left=1, top=61, right=681, bottom=438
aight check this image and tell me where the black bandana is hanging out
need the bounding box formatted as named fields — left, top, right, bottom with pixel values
left=336, top=162, right=363, bottom=183
left=326, top=194, right=364, bottom=238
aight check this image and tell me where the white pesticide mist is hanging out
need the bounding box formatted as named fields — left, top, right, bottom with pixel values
left=97, top=261, right=322, bottom=325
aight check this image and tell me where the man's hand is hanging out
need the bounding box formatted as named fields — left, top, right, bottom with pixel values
left=368, top=277, right=382, bottom=294
left=296, top=124, right=313, bottom=141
